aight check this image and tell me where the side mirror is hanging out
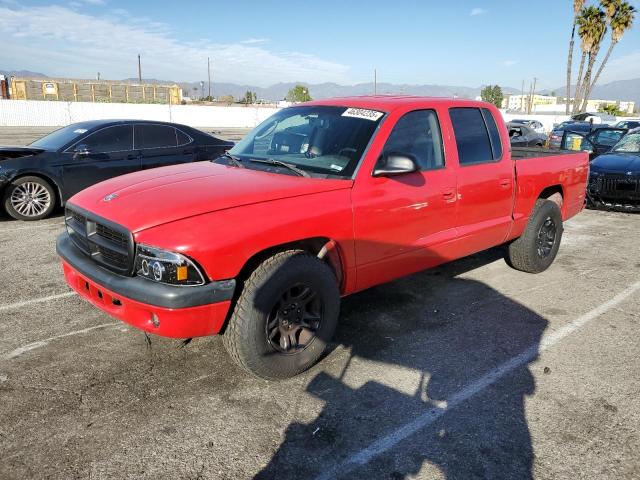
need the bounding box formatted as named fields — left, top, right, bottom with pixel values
left=372, top=153, right=418, bottom=177
left=74, top=144, right=90, bottom=157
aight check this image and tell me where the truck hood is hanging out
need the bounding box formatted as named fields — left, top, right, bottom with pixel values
left=0, top=146, right=46, bottom=160
left=68, top=161, right=353, bottom=233
left=590, top=152, right=640, bottom=174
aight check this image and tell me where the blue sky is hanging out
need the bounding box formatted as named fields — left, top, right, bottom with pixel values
left=1, top=0, right=639, bottom=90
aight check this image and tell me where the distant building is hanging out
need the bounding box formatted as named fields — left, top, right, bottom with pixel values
left=502, top=93, right=635, bottom=115
left=7, top=77, right=182, bottom=105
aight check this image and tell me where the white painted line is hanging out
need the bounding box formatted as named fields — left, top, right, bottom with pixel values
left=314, top=281, right=640, bottom=480
left=4, top=322, right=121, bottom=360
left=0, top=291, right=76, bottom=313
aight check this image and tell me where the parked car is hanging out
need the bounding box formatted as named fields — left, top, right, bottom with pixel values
left=507, top=122, right=547, bottom=147
left=508, top=119, right=545, bottom=134
left=613, top=120, right=640, bottom=130
left=560, top=124, right=628, bottom=160
left=0, top=120, right=233, bottom=220
left=56, top=97, right=588, bottom=379
left=548, top=121, right=611, bottom=150
left=587, top=128, right=640, bottom=211
left=570, top=112, right=616, bottom=124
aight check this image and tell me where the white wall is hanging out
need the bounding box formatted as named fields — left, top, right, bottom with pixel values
left=500, top=111, right=570, bottom=133
left=0, top=99, right=280, bottom=128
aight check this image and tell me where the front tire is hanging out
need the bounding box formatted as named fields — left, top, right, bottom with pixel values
left=223, top=250, right=340, bottom=380
left=507, top=199, right=563, bottom=273
left=3, top=176, right=56, bottom=221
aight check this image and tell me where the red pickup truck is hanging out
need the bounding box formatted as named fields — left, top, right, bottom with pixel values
left=57, top=97, right=589, bottom=379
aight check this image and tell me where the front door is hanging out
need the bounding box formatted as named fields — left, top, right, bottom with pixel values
left=450, top=107, right=514, bottom=255
left=61, top=124, right=139, bottom=199
left=351, top=109, right=458, bottom=291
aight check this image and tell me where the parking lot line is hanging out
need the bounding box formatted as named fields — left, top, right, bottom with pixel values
left=0, top=291, right=76, bottom=313
left=4, top=322, right=121, bottom=360
left=314, top=280, right=640, bottom=480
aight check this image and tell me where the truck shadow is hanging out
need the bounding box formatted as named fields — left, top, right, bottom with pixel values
left=255, top=247, right=546, bottom=479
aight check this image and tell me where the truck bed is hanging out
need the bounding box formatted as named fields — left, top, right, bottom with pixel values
left=511, top=147, right=571, bottom=160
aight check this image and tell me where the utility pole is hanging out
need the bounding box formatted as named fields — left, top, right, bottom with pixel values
left=374, top=68, right=377, bottom=95
left=530, top=77, right=537, bottom=114
left=207, top=57, right=212, bottom=99
left=527, top=81, right=534, bottom=114
left=137, top=54, right=142, bottom=83
left=521, top=79, right=525, bottom=112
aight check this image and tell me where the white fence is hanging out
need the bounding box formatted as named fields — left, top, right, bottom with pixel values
left=0, top=99, right=279, bottom=128
left=1, top=99, right=628, bottom=133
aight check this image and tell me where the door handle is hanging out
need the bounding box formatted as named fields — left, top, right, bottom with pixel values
left=442, top=190, right=456, bottom=203
left=499, top=179, right=511, bottom=188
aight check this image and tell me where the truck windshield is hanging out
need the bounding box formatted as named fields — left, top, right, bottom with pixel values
left=612, top=133, right=640, bottom=154
left=228, top=105, right=384, bottom=177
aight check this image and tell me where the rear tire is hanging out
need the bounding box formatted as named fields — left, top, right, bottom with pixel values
left=3, top=176, right=56, bottom=221
left=223, top=250, right=340, bottom=380
left=507, top=199, right=563, bottom=273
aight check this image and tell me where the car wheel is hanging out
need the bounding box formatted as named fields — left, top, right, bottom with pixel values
left=3, top=176, right=56, bottom=221
left=506, top=199, right=563, bottom=273
left=223, top=250, right=340, bottom=380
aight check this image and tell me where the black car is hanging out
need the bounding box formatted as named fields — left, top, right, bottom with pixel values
left=559, top=123, right=628, bottom=160
left=507, top=122, right=547, bottom=147
left=0, top=120, right=233, bottom=220
left=587, top=128, right=640, bottom=211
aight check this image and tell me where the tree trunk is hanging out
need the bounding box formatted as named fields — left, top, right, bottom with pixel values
left=565, top=21, right=577, bottom=115
left=579, top=50, right=601, bottom=113
left=572, top=52, right=587, bottom=114
left=584, top=42, right=616, bottom=108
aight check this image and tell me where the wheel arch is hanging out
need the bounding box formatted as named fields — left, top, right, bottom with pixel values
left=4, top=171, right=64, bottom=208
left=219, top=237, right=346, bottom=335
left=537, top=184, right=564, bottom=213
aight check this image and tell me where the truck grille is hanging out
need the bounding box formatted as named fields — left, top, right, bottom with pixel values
left=64, top=206, right=134, bottom=275
left=594, top=174, right=640, bottom=200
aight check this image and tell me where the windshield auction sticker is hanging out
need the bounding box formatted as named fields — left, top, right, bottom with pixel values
left=341, top=108, right=384, bottom=121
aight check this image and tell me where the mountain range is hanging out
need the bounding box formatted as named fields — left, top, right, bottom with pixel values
left=2, top=70, right=639, bottom=107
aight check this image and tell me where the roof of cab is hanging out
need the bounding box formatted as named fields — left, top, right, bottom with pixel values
left=304, top=95, right=492, bottom=112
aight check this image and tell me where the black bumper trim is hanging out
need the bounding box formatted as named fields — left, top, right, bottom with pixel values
left=57, top=233, right=235, bottom=309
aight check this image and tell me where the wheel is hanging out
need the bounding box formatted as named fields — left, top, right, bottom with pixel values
left=507, top=199, right=563, bottom=273
left=223, top=250, right=340, bottom=380
left=3, top=176, right=56, bottom=221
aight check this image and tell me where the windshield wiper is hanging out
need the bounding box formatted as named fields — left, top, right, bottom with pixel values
left=216, top=152, right=244, bottom=168
left=248, top=158, right=310, bottom=177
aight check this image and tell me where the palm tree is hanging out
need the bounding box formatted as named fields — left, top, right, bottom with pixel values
left=583, top=1, right=636, bottom=108
left=566, top=0, right=586, bottom=114
left=573, top=6, right=607, bottom=113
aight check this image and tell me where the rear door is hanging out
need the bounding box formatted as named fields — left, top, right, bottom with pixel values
left=450, top=107, right=514, bottom=254
left=61, top=124, right=138, bottom=198
left=561, top=127, right=627, bottom=160
left=351, top=108, right=458, bottom=290
left=135, top=124, right=194, bottom=170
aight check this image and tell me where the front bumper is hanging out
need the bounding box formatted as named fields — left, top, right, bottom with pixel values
left=57, top=234, right=235, bottom=338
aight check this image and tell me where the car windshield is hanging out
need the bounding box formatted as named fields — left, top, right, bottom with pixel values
left=612, top=133, right=640, bottom=154
left=29, top=124, right=92, bottom=150
left=228, top=105, right=384, bottom=177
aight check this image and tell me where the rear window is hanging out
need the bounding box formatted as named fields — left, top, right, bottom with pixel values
left=449, top=108, right=495, bottom=165
left=134, top=125, right=178, bottom=149
left=482, top=108, right=503, bottom=159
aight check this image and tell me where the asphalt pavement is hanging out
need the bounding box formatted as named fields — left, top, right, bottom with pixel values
left=0, top=206, right=639, bottom=479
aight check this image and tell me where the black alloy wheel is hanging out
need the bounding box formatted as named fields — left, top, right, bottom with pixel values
left=266, top=283, right=322, bottom=353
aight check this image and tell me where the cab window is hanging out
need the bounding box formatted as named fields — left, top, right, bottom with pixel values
left=382, top=110, right=444, bottom=170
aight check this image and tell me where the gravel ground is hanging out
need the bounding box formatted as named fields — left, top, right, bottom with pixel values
left=0, top=207, right=638, bottom=480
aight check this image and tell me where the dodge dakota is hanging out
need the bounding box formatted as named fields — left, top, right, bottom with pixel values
left=57, top=97, right=589, bottom=379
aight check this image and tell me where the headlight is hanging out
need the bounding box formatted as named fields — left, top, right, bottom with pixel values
left=134, top=244, right=206, bottom=286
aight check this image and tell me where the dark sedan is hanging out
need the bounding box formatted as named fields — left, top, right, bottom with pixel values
left=0, top=120, right=233, bottom=220
left=587, top=128, right=640, bottom=211
left=507, top=122, right=547, bottom=147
